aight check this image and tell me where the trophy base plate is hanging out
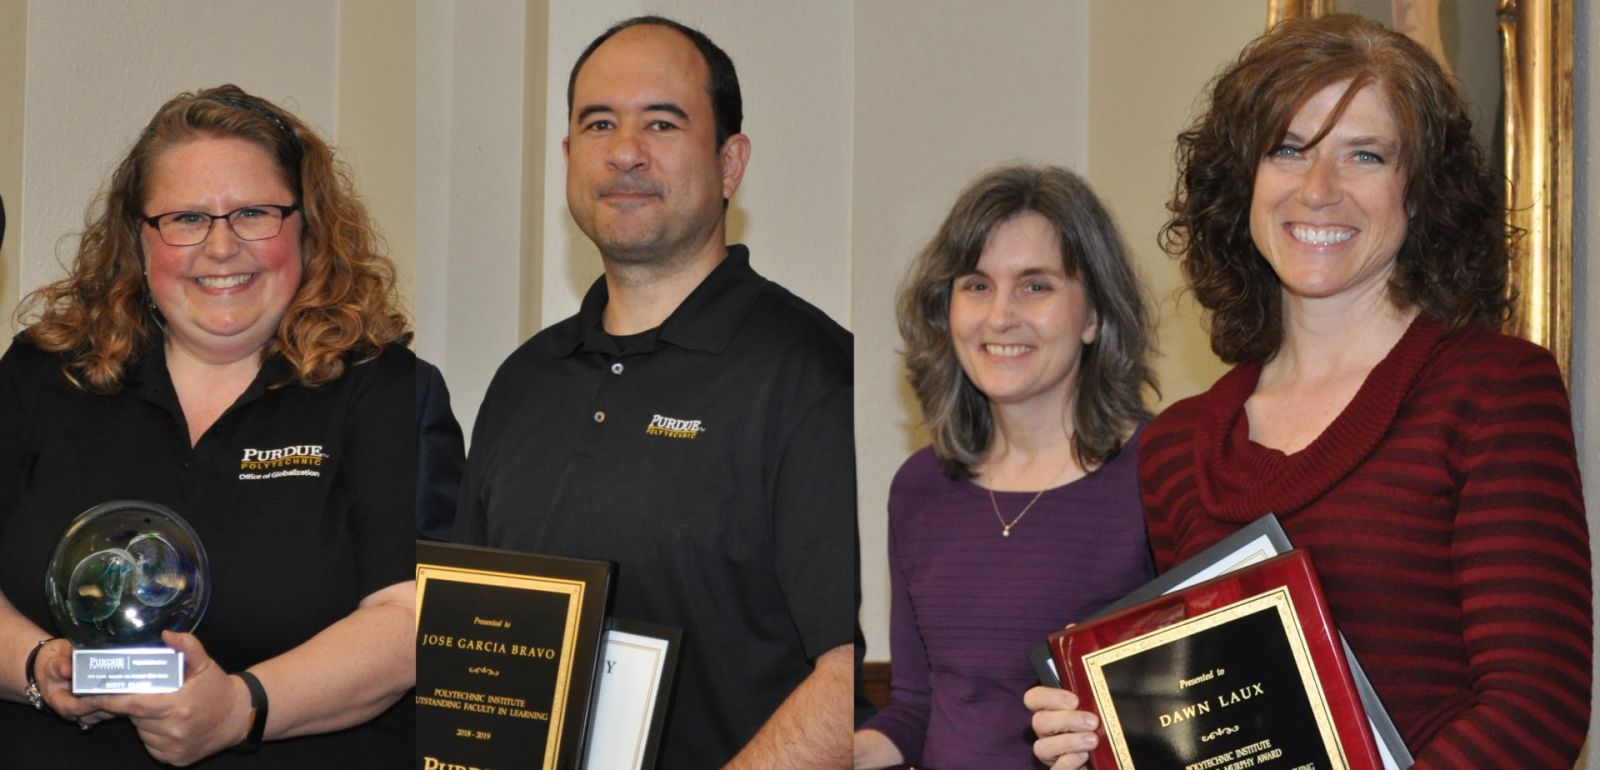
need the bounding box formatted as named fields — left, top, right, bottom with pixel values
left=72, top=647, right=184, bottom=694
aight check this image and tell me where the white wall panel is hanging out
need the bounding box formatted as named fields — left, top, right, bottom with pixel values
left=19, top=0, right=337, bottom=299
left=414, top=0, right=527, bottom=438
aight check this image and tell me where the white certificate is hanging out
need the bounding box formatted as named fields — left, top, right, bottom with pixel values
left=582, top=620, right=679, bottom=770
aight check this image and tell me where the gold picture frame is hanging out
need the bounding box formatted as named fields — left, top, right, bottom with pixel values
left=1266, top=0, right=1575, bottom=377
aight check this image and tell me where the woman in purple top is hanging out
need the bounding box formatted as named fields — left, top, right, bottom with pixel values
left=854, top=166, right=1157, bottom=768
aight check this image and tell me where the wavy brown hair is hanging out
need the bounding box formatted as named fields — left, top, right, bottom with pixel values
left=899, top=166, right=1156, bottom=479
left=1161, top=14, right=1510, bottom=364
left=20, top=84, right=410, bottom=392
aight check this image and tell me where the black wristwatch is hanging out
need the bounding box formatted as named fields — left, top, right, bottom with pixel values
left=23, top=638, right=57, bottom=712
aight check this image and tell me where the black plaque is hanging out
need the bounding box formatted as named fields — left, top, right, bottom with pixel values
left=416, top=542, right=613, bottom=770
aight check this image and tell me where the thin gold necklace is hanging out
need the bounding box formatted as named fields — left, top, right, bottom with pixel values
left=989, top=486, right=1048, bottom=538
left=986, top=450, right=1076, bottom=538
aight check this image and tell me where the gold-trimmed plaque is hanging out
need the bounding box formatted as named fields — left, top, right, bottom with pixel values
left=1051, top=550, right=1384, bottom=770
left=416, top=542, right=613, bottom=770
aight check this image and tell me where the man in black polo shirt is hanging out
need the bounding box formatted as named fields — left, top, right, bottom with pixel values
left=453, top=16, right=853, bottom=769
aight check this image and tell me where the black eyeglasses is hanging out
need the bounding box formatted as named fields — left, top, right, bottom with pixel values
left=142, top=204, right=299, bottom=247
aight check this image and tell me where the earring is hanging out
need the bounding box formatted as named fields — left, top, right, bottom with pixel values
left=143, top=271, right=166, bottom=331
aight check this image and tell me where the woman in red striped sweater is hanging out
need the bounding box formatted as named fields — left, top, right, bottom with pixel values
left=1027, top=14, right=1589, bottom=769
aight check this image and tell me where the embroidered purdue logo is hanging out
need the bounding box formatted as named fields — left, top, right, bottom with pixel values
left=238, top=444, right=327, bottom=480
left=645, top=414, right=705, bottom=440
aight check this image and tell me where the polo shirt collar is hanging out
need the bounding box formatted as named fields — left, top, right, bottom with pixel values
left=563, top=244, right=766, bottom=357
left=127, top=334, right=293, bottom=410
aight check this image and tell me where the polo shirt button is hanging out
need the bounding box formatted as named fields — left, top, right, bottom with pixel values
left=593, top=411, right=606, bottom=424
left=610, top=362, right=624, bottom=375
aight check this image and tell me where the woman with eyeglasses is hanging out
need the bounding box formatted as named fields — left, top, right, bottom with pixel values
left=0, top=85, right=422, bottom=767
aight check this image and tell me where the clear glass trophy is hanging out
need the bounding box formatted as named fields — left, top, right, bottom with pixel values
left=45, top=501, right=210, bottom=694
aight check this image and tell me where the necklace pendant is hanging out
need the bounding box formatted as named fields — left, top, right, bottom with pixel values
left=1002, top=526, right=1011, bottom=538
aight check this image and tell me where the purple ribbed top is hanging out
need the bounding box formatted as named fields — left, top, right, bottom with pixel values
left=864, top=431, right=1153, bottom=768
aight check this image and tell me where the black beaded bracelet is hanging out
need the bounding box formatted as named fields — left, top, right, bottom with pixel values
left=23, top=638, right=58, bottom=713
left=232, top=671, right=268, bottom=754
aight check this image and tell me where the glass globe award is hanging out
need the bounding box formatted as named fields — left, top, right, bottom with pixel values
left=45, top=501, right=210, bottom=694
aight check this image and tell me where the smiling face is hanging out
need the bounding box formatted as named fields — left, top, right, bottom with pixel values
left=563, top=24, right=746, bottom=268
left=1250, top=81, right=1409, bottom=310
left=141, top=136, right=302, bottom=364
left=948, top=211, right=1098, bottom=416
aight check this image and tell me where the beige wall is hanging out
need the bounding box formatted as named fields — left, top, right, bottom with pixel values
left=1087, top=1, right=1259, bottom=404
left=414, top=0, right=532, bottom=437
left=338, top=0, right=419, bottom=316
left=521, top=1, right=550, bottom=339
left=0, top=0, right=23, bottom=341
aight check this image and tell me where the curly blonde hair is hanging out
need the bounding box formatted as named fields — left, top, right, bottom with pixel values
left=19, top=84, right=410, bottom=392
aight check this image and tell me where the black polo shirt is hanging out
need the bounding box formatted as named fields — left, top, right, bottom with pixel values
left=456, top=246, right=855, bottom=769
left=0, top=337, right=415, bottom=768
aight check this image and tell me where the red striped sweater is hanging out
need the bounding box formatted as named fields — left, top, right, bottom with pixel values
left=1140, top=316, right=1590, bottom=768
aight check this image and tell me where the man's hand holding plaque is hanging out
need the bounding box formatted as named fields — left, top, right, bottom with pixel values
left=1049, top=550, right=1382, bottom=770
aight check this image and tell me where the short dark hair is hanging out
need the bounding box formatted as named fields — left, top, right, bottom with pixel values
left=898, top=166, right=1156, bottom=478
left=1162, top=14, right=1510, bottom=364
left=566, top=15, right=743, bottom=149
